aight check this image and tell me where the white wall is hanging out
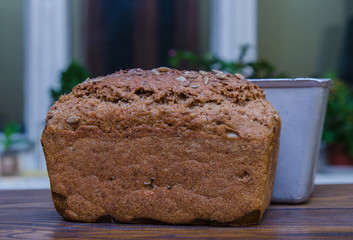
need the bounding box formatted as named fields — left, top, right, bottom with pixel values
left=0, top=0, right=24, bottom=129
left=210, top=0, right=257, bottom=63
left=24, top=0, right=70, bottom=171
left=258, top=0, right=348, bottom=77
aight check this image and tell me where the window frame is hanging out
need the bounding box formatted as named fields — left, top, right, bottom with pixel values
left=23, top=0, right=70, bottom=171
left=210, top=0, right=257, bottom=62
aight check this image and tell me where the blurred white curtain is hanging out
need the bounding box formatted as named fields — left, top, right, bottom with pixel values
left=24, top=0, right=70, bottom=171
left=210, top=0, right=257, bottom=63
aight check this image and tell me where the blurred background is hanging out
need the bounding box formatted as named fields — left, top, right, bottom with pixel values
left=1, top=0, right=353, bottom=189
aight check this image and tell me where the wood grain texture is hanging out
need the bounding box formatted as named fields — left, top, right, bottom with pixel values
left=0, top=184, right=353, bottom=239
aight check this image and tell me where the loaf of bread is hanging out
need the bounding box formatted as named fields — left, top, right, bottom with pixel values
left=41, top=68, right=281, bottom=226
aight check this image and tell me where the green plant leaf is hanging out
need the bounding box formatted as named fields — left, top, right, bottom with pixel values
left=322, top=77, right=353, bottom=160
left=51, top=60, right=91, bottom=102
left=2, top=123, right=22, bottom=151
left=167, top=47, right=288, bottom=78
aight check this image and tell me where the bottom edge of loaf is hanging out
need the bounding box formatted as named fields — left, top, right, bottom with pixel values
left=58, top=209, right=263, bottom=227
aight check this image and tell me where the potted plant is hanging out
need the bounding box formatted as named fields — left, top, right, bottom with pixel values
left=51, top=60, right=91, bottom=102
left=0, top=123, right=23, bottom=176
left=168, top=47, right=287, bottom=78
left=0, top=123, right=34, bottom=176
left=322, top=73, right=353, bottom=165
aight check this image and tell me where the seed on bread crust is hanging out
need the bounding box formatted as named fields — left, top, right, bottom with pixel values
left=183, top=71, right=198, bottom=79
left=235, top=73, right=245, bottom=79
left=183, top=81, right=190, bottom=87
left=204, top=76, right=209, bottom=85
left=175, top=76, right=187, bottom=82
left=157, top=67, right=170, bottom=72
left=66, top=116, right=79, bottom=124
left=151, top=69, right=160, bottom=75
left=215, top=72, right=227, bottom=80
left=199, top=70, right=208, bottom=76
left=226, top=132, right=239, bottom=139
left=212, top=69, right=222, bottom=74
left=273, top=114, right=280, bottom=121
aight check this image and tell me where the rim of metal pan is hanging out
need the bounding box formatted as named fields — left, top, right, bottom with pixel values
left=249, top=78, right=333, bottom=88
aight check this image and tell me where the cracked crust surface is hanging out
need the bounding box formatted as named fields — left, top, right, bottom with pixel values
left=41, top=68, right=281, bottom=226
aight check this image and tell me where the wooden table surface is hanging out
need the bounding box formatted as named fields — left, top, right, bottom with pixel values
left=0, top=184, right=353, bottom=239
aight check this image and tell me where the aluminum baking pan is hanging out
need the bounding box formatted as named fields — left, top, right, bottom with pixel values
left=250, top=78, right=332, bottom=203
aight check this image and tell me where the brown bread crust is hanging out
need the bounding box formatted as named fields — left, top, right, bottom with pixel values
left=41, top=68, right=281, bottom=226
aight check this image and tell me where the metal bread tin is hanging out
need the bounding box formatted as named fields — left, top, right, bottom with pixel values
left=250, top=78, right=332, bottom=203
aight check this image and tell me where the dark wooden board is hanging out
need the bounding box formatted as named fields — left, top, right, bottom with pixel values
left=1, top=184, right=353, bottom=239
